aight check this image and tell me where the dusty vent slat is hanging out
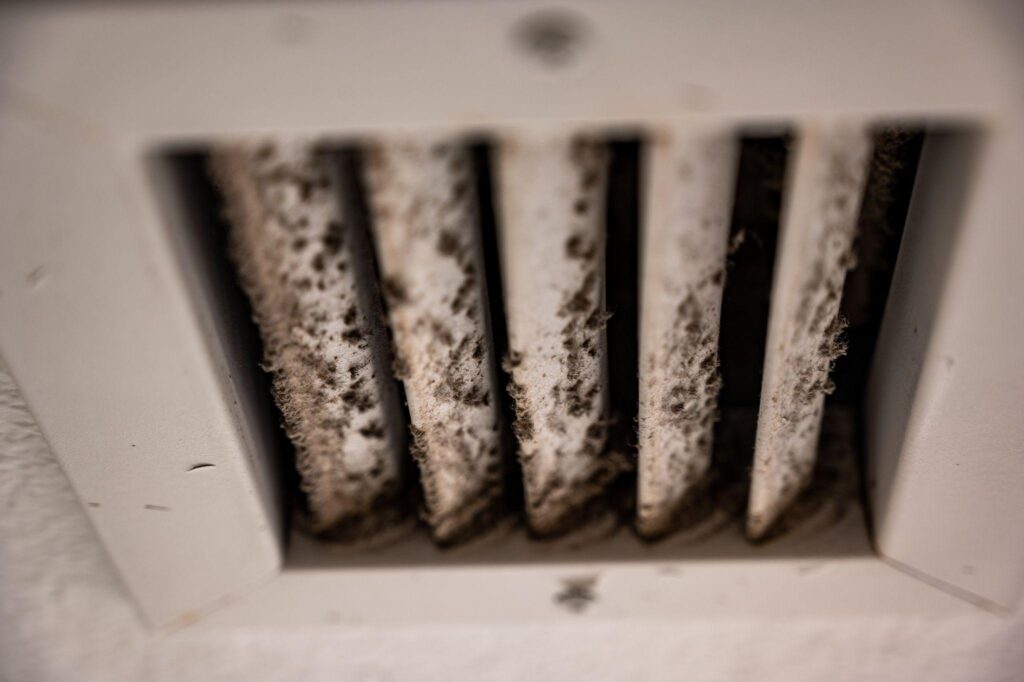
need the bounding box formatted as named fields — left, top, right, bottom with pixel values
left=209, top=141, right=405, bottom=537
left=637, top=126, right=739, bottom=538
left=363, top=137, right=504, bottom=544
left=496, top=133, right=624, bottom=535
left=747, top=123, right=872, bottom=539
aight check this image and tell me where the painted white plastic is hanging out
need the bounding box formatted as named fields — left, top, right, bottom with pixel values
left=866, top=128, right=1024, bottom=611
left=200, top=510, right=988, bottom=629
left=0, top=0, right=1021, bottom=625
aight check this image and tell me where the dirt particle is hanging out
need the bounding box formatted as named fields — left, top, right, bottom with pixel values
left=26, top=265, right=48, bottom=289
left=728, top=229, right=746, bottom=255
left=322, top=227, right=342, bottom=253
left=255, top=143, right=275, bottom=161
left=554, top=575, right=598, bottom=613
left=564, top=233, right=596, bottom=260
left=514, top=9, right=588, bottom=69
left=358, top=420, right=386, bottom=439
left=436, top=230, right=460, bottom=256
left=382, top=275, right=409, bottom=306
left=341, top=327, right=364, bottom=343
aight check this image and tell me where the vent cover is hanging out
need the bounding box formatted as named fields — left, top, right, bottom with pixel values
left=197, top=122, right=922, bottom=548
left=2, top=1, right=1021, bottom=628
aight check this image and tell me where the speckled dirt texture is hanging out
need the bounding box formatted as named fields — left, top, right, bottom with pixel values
left=637, top=128, right=738, bottom=538
left=497, top=133, right=626, bottom=536
left=747, top=124, right=871, bottom=539
left=363, top=137, right=503, bottom=544
left=210, top=141, right=404, bottom=537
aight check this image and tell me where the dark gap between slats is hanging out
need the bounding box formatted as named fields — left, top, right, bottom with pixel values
left=829, top=128, right=925, bottom=404
left=827, top=127, right=925, bottom=538
left=712, top=135, right=790, bottom=524
left=471, top=140, right=525, bottom=522
left=328, top=147, right=420, bottom=536
left=604, top=139, right=642, bottom=520
left=754, top=127, right=924, bottom=543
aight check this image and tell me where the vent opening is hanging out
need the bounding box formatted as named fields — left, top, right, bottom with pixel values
left=603, top=138, right=643, bottom=525
left=161, top=121, right=928, bottom=558
left=470, top=140, right=527, bottom=527
left=710, top=133, right=790, bottom=538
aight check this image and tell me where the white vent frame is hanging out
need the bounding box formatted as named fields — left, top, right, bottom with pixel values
left=0, top=1, right=1021, bottom=627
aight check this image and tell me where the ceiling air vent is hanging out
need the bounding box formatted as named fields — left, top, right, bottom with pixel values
left=184, top=122, right=920, bottom=553
left=1, top=2, right=1020, bottom=628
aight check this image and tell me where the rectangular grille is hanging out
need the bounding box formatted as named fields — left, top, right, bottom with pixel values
left=202, top=121, right=922, bottom=548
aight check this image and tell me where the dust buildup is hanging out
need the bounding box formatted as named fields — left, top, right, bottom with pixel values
left=209, top=141, right=405, bottom=538
left=499, top=135, right=628, bottom=537
left=364, top=138, right=504, bottom=545
left=638, top=281, right=723, bottom=536
left=751, top=406, right=859, bottom=543
left=747, top=126, right=871, bottom=539
left=829, top=128, right=924, bottom=403
left=554, top=575, right=599, bottom=613
left=637, top=130, right=737, bottom=538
